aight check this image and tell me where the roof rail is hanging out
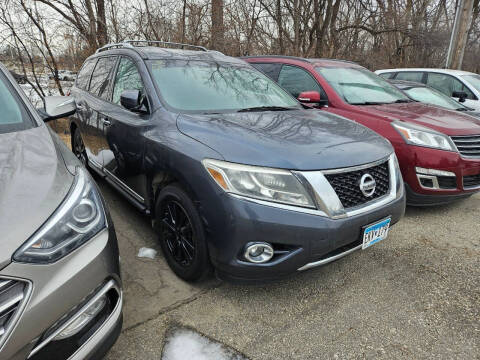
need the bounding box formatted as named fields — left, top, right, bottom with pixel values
left=95, top=40, right=208, bottom=54
left=95, top=42, right=134, bottom=53
left=124, top=40, right=208, bottom=52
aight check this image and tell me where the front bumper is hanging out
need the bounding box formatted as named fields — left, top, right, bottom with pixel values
left=0, top=224, right=122, bottom=360
left=209, top=193, right=406, bottom=283
left=398, top=145, right=480, bottom=205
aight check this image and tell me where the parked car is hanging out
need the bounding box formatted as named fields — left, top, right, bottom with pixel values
left=49, top=70, right=76, bottom=81
left=9, top=70, right=27, bottom=84
left=375, top=68, right=480, bottom=111
left=69, top=41, right=405, bottom=282
left=0, top=62, right=122, bottom=360
left=244, top=56, right=480, bottom=205
left=389, top=79, right=480, bottom=119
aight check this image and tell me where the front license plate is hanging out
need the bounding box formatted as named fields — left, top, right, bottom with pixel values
left=362, top=217, right=391, bottom=250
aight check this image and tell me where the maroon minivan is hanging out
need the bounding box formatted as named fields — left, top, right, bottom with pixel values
left=244, top=56, right=480, bottom=205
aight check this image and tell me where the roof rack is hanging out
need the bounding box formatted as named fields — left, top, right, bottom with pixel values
left=96, top=40, right=208, bottom=54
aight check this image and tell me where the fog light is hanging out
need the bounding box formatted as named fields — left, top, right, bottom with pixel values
left=53, top=295, right=107, bottom=340
left=244, top=242, right=274, bottom=263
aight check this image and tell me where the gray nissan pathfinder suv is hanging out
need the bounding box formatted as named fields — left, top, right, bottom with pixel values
left=0, top=63, right=122, bottom=360
left=69, top=41, right=406, bottom=283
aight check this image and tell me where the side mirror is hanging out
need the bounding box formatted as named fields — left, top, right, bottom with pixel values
left=39, top=96, right=76, bottom=122
left=297, top=91, right=328, bottom=107
left=452, top=91, right=467, bottom=103
left=120, top=90, right=147, bottom=112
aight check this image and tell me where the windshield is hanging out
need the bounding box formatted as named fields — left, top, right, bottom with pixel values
left=148, top=60, right=300, bottom=112
left=403, top=86, right=466, bottom=110
left=316, top=67, right=410, bottom=105
left=0, top=71, right=35, bottom=134
left=461, top=74, right=480, bottom=93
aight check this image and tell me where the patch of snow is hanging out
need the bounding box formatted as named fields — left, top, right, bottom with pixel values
left=162, top=328, right=247, bottom=360
left=137, top=247, right=157, bottom=259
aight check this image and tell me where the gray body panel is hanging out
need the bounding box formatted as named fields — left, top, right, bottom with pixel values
left=177, top=109, right=392, bottom=170
left=0, top=117, right=73, bottom=272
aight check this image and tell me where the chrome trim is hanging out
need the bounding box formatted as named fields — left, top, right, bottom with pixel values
left=298, top=244, right=363, bottom=271
left=450, top=134, right=480, bottom=159
left=0, top=280, right=12, bottom=292
left=321, top=156, right=390, bottom=175
left=0, top=293, right=24, bottom=314
left=104, top=169, right=145, bottom=203
left=87, top=158, right=102, bottom=170
left=462, top=176, right=480, bottom=190
left=28, top=280, right=121, bottom=358
left=231, top=154, right=399, bottom=219
left=295, top=170, right=344, bottom=218
left=0, top=277, right=32, bottom=352
left=417, top=174, right=440, bottom=190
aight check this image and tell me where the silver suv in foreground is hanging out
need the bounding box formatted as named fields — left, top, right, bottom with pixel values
left=0, top=63, right=122, bottom=359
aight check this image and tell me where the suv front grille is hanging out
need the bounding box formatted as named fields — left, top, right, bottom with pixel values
left=451, top=135, right=480, bottom=157
left=324, top=161, right=390, bottom=209
left=463, top=174, right=480, bottom=189
left=0, top=279, right=26, bottom=344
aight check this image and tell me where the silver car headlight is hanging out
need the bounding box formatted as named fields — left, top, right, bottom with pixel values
left=14, top=168, right=106, bottom=263
left=392, top=122, right=456, bottom=151
left=202, top=159, right=316, bottom=208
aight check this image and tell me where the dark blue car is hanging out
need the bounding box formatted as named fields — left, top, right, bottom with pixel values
left=69, top=41, right=405, bottom=282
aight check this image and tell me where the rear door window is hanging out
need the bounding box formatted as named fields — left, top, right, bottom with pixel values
left=75, top=59, right=96, bottom=90
left=426, top=73, right=475, bottom=99
left=112, top=57, right=144, bottom=105
left=89, top=56, right=117, bottom=100
left=250, top=63, right=282, bottom=81
left=278, top=65, right=326, bottom=99
left=395, top=72, right=424, bottom=82
left=379, top=72, right=396, bottom=79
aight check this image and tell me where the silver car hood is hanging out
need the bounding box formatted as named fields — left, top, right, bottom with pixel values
left=0, top=126, right=73, bottom=269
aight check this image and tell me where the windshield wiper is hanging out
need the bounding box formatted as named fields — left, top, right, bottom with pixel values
left=349, top=101, right=388, bottom=105
left=393, top=99, right=416, bottom=103
left=456, top=108, right=469, bottom=111
left=237, top=106, right=294, bottom=112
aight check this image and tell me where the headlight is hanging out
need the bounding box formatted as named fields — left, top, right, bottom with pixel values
left=202, top=159, right=315, bottom=208
left=392, top=122, right=455, bottom=151
left=14, top=168, right=106, bottom=263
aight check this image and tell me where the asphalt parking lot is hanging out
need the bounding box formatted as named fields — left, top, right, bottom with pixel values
left=92, top=174, right=480, bottom=359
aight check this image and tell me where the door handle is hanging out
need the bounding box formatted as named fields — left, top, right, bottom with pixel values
left=103, top=118, right=111, bottom=126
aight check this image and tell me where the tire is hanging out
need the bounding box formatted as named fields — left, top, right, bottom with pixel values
left=72, top=127, right=88, bottom=167
left=155, top=184, right=211, bottom=281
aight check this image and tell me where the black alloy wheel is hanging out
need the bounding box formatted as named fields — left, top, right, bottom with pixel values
left=156, top=184, right=210, bottom=281
left=161, top=200, right=196, bottom=267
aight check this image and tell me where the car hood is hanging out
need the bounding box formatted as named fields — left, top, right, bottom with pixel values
left=177, top=109, right=393, bottom=170
left=0, top=126, right=73, bottom=269
left=360, top=102, right=480, bottom=135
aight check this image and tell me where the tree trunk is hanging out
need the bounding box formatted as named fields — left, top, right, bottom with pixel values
left=276, top=0, right=284, bottom=53
left=211, top=0, right=224, bottom=51
left=447, top=0, right=475, bottom=69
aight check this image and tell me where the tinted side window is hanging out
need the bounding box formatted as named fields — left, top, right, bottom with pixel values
left=426, top=73, right=475, bottom=99
left=395, top=72, right=424, bottom=82
left=112, top=58, right=144, bottom=104
left=250, top=63, right=282, bottom=81
left=379, top=72, right=395, bottom=79
left=278, top=65, right=325, bottom=99
left=0, top=71, right=34, bottom=134
left=89, top=56, right=117, bottom=100
left=75, top=59, right=96, bottom=90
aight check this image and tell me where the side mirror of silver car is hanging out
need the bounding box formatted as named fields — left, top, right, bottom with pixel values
left=38, top=96, right=76, bottom=122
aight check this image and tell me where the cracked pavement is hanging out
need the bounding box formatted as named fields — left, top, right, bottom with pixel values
left=97, top=176, right=479, bottom=359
